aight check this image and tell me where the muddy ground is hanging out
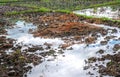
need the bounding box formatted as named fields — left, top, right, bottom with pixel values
left=0, top=35, right=45, bottom=77
left=19, top=12, right=120, bottom=27
left=0, top=5, right=120, bottom=77
left=30, top=13, right=104, bottom=37
left=84, top=42, right=120, bottom=77
left=21, top=12, right=120, bottom=76
left=0, top=5, right=31, bottom=15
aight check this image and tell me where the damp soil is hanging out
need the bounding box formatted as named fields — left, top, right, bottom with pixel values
left=31, top=13, right=104, bottom=38
left=0, top=5, right=31, bottom=15
left=0, top=10, right=120, bottom=77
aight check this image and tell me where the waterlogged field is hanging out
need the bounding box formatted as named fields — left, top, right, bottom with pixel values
left=0, top=0, right=120, bottom=77
left=73, top=6, right=120, bottom=20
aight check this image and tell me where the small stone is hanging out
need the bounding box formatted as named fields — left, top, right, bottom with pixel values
left=97, top=49, right=104, bottom=54
left=100, top=41, right=108, bottom=45
left=113, top=44, right=120, bottom=51
left=88, top=57, right=97, bottom=63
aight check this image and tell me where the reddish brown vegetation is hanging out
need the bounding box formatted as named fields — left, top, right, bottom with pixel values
left=32, top=13, right=103, bottom=37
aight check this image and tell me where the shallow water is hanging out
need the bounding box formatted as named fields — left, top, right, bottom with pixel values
left=7, top=21, right=37, bottom=39
left=4, top=20, right=120, bottom=77
left=73, top=6, right=120, bottom=19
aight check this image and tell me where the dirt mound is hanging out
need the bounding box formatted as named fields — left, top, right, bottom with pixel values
left=30, top=13, right=103, bottom=37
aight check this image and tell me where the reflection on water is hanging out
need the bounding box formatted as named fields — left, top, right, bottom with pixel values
left=73, top=6, right=120, bottom=19
left=27, top=44, right=101, bottom=77
left=6, top=21, right=64, bottom=48
left=7, top=21, right=37, bottom=39
left=5, top=21, right=120, bottom=77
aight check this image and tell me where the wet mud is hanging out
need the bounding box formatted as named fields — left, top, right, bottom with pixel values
left=0, top=9, right=120, bottom=77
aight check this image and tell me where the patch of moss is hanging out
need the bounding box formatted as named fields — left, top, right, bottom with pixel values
left=0, top=0, right=18, bottom=3
left=55, top=9, right=71, bottom=14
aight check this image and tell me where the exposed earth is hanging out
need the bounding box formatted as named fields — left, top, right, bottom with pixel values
left=0, top=3, right=120, bottom=77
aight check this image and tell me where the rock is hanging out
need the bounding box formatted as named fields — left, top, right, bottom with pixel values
left=83, top=66, right=90, bottom=70
left=27, top=46, right=44, bottom=52
left=97, top=57, right=105, bottom=61
left=101, top=30, right=108, bottom=36
left=112, top=29, right=117, bottom=33
left=97, top=49, right=104, bottom=54
left=105, top=36, right=116, bottom=40
left=100, top=41, right=108, bottom=45
left=113, top=44, right=120, bottom=51
left=61, top=44, right=71, bottom=49
left=98, top=65, right=106, bottom=75
left=44, top=42, right=52, bottom=47
left=88, top=71, right=94, bottom=75
left=7, top=70, right=16, bottom=76
left=88, top=57, right=97, bottom=63
left=40, top=50, right=55, bottom=57
left=85, top=37, right=96, bottom=44
left=67, top=47, right=73, bottom=50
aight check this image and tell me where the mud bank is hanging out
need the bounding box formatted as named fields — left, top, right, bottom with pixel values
left=13, top=12, right=120, bottom=29
left=13, top=12, right=106, bottom=38
left=32, top=13, right=104, bottom=38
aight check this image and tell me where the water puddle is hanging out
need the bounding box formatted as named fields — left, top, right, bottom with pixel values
left=7, top=21, right=37, bottom=39
left=2, top=20, right=120, bottom=77
left=6, top=21, right=64, bottom=52
left=73, top=6, right=120, bottom=19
